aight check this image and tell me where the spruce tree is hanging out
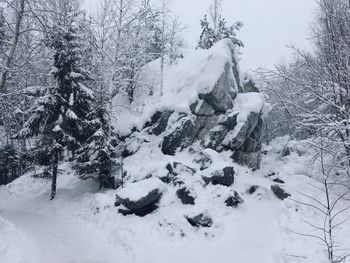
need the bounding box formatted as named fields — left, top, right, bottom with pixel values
left=73, top=103, right=119, bottom=189
left=197, top=15, right=243, bottom=50
left=197, top=15, right=216, bottom=50
left=18, top=19, right=94, bottom=199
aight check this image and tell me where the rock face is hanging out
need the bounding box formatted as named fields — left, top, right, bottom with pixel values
left=154, top=44, right=264, bottom=169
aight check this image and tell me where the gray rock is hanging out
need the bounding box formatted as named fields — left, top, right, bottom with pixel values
left=162, top=115, right=196, bottom=155
left=196, top=115, right=220, bottom=140
left=246, top=185, right=259, bottom=194
left=148, top=110, right=174, bottom=135
left=176, top=187, right=195, bottom=205
left=118, top=203, right=159, bottom=217
left=166, top=162, right=196, bottom=176
left=193, top=151, right=213, bottom=170
left=221, top=122, right=248, bottom=150
left=281, top=146, right=291, bottom=157
left=203, top=166, right=235, bottom=186
left=271, top=184, right=291, bottom=200
left=190, top=100, right=215, bottom=116
left=186, top=214, right=213, bottom=228
left=273, top=178, right=285, bottom=184
left=198, top=62, right=237, bottom=113
left=231, top=151, right=261, bottom=171
left=116, top=188, right=163, bottom=211
left=225, top=191, right=244, bottom=207
left=218, top=113, right=238, bottom=130
left=243, top=78, right=260, bottom=93
left=163, top=162, right=196, bottom=185
left=205, top=125, right=229, bottom=151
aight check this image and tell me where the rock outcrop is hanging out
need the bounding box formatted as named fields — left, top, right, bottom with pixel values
left=140, top=39, right=266, bottom=170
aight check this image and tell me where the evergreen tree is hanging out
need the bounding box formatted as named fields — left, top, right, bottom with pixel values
left=197, top=15, right=216, bottom=50
left=73, top=103, right=119, bottom=189
left=197, top=15, right=243, bottom=50
left=18, top=17, right=94, bottom=199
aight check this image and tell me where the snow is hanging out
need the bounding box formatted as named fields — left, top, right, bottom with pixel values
left=233, top=92, right=265, bottom=122
left=116, top=177, right=165, bottom=201
left=1, top=137, right=350, bottom=263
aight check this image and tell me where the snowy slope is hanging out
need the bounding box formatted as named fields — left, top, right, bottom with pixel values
left=1, top=137, right=349, bottom=263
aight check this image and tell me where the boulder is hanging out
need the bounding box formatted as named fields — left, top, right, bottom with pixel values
left=271, top=184, right=291, bottom=200
left=118, top=204, right=159, bottom=217
left=116, top=178, right=165, bottom=216
left=225, top=191, right=244, bottom=207
left=162, top=115, right=196, bottom=155
left=193, top=151, right=213, bottom=171
left=176, top=187, right=195, bottom=205
left=203, top=167, right=235, bottom=187
left=281, top=146, right=291, bottom=157
left=246, top=185, right=259, bottom=195
left=162, top=162, right=196, bottom=185
left=166, top=162, right=196, bottom=176
left=186, top=213, right=213, bottom=228
left=272, top=178, right=285, bottom=184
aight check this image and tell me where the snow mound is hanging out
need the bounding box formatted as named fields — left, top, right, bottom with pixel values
left=0, top=217, right=35, bottom=263
left=116, top=177, right=165, bottom=202
left=233, top=92, right=265, bottom=122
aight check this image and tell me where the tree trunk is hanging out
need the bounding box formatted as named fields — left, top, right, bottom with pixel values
left=0, top=0, right=25, bottom=93
left=50, top=151, right=59, bottom=200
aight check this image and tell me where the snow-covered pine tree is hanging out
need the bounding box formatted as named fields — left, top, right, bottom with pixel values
left=18, top=15, right=94, bottom=200
left=197, top=15, right=215, bottom=50
left=197, top=0, right=243, bottom=50
left=73, top=102, right=119, bottom=189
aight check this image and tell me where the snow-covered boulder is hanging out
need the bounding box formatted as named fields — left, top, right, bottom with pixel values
left=186, top=213, right=213, bottom=228
left=202, top=167, right=235, bottom=187
left=225, top=191, right=244, bottom=207
left=163, top=162, right=197, bottom=185
left=176, top=187, right=196, bottom=205
left=193, top=150, right=213, bottom=171
left=271, top=184, right=291, bottom=200
left=116, top=178, right=165, bottom=216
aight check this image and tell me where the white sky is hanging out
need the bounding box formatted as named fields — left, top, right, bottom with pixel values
left=84, top=0, right=317, bottom=70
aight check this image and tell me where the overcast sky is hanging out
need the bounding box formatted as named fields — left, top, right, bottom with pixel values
left=84, top=0, right=317, bottom=70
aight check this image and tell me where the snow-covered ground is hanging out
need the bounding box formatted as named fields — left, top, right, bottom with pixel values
left=1, top=137, right=349, bottom=263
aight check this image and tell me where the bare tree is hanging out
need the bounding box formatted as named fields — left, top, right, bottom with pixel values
left=292, top=132, right=350, bottom=262
left=208, top=0, right=223, bottom=34
left=0, top=0, right=25, bottom=93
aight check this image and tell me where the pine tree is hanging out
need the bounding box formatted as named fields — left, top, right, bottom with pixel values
left=197, top=15, right=216, bottom=50
left=73, top=103, right=119, bottom=189
left=18, top=17, right=94, bottom=199
left=197, top=14, right=243, bottom=50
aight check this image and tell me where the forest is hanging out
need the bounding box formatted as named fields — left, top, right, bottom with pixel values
left=1, top=0, right=350, bottom=263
